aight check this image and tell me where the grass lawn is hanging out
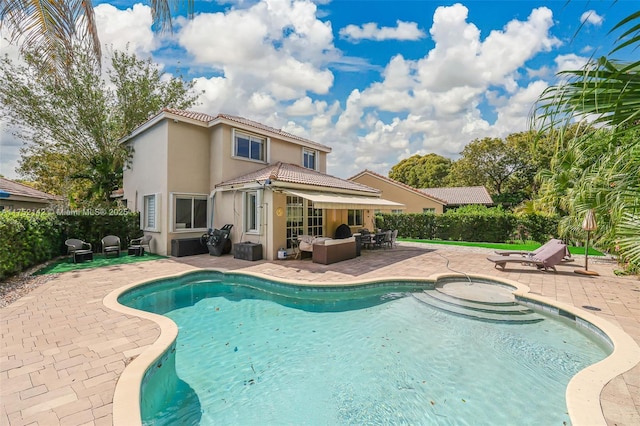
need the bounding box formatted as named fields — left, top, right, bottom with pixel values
left=35, top=253, right=167, bottom=275
left=399, top=239, right=604, bottom=256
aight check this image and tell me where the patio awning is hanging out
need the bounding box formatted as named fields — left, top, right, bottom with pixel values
left=285, top=189, right=404, bottom=210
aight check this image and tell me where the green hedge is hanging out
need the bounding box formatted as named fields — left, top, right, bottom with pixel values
left=0, top=211, right=61, bottom=280
left=0, top=211, right=141, bottom=280
left=376, top=206, right=559, bottom=244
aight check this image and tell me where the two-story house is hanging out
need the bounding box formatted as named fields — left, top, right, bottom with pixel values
left=121, top=109, right=403, bottom=259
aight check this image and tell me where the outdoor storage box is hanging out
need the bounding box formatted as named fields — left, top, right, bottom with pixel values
left=171, top=238, right=208, bottom=257
left=234, top=242, right=263, bottom=261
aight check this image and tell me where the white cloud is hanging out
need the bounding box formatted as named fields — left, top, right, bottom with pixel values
left=94, top=3, right=157, bottom=57
left=339, top=20, right=425, bottom=42
left=286, top=97, right=315, bottom=116
left=177, top=0, right=336, bottom=101
left=580, top=10, right=604, bottom=26
left=327, top=3, right=562, bottom=177
left=555, top=53, right=589, bottom=73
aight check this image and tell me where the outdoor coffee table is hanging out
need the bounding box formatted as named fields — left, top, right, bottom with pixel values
left=128, top=246, right=145, bottom=256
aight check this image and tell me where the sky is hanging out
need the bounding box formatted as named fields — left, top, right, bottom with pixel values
left=0, top=0, right=636, bottom=181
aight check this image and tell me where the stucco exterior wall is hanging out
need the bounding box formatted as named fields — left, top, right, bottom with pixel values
left=123, top=122, right=169, bottom=254
left=213, top=187, right=280, bottom=260
left=164, top=121, right=211, bottom=254
left=351, top=174, right=444, bottom=214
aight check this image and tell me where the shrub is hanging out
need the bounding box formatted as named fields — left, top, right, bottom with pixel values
left=376, top=206, right=558, bottom=244
left=0, top=210, right=141, bottom=280
left=0, top=211, right=61, bottom=280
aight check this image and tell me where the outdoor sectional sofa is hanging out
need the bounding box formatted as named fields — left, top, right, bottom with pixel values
left=312, top=236, right=357, bottom=265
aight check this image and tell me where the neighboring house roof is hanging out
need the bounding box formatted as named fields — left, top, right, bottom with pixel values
left=348, top=170, right=447, bottom=205
left=420, top=186, right=493, bottom=206
left=217, top=162, right=380, bottom=194
left=0, top=177, right=63, bottom=202
left=122, top=108, right=331, bottom=153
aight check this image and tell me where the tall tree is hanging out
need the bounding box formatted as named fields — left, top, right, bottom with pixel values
left=388, top=153, right=452, bottom=188
left=0, top=0, right=193, bottom=74
left=447, top=134, right=537, bottom=203
left=532, top=10, right=640, bottom=268
left=0, top=45, right=200, bottom=206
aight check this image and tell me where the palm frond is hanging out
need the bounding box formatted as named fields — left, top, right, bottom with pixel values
left=0, top=0, right=101, bottom=74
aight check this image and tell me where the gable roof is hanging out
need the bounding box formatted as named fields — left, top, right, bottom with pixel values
left=348, top=169, right=447, bottom=205
left=217, top=162, right=379, bottom=194
left=420, top=186, right=493, bottom=205
left=0, top=177, right=64, bottom=202
left=122, top=108, right=331, bottom=153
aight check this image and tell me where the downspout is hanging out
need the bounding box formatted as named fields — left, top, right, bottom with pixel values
left=209, top=188, right=219, bottom=230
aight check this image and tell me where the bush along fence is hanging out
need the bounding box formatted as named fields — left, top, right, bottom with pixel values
left=376, top=206, right=560, bottom=244
left=0, top=210, right=142, bottom=280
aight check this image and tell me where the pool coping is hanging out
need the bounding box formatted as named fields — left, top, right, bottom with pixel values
left=103, top=268, right=640, bottom=426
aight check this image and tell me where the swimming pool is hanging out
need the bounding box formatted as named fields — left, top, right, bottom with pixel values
left=113, top=271, right=615, bottom=425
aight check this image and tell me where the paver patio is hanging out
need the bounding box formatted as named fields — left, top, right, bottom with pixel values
left=1, top=243, right=638, bottom=425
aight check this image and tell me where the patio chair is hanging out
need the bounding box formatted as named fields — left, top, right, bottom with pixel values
left=65, top=238, right=93, bottom=263
left=101, top=235, right=121, bottom=258
left=382, top=230, right=393, bottom=248
left=129, top=234, right=152, bottom=255
left=494, top=238, right=573, bottom=262
left=487, top=243, right=568, bottom=272
left=373, top=232, right=386, bottom=249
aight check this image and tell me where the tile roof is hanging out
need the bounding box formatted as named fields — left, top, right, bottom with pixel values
left=348, top=170, right=447, bottom=204
left=216, top=162, right=380, bottom=194
left=420, top=186, right=494, bottom=205
left=162, top=108, right=217, bottom=123
left=0, top=177, right=64, bottom=201
left=162, top=109, right=329, bottom=151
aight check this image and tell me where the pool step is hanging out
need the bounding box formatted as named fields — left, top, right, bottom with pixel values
left=428, top=289, right=533, bottom=314
left=412, top=290, right=544, bottom=324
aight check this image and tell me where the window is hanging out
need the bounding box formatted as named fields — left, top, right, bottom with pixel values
left=234, top=130, right=265, bottom=162
left=174, top=195, right=207, bottom=230
left=307, top=201, right=323, bottom=237
left=285, top=196, right=323, bottom=247
left=423, top=208, right=436, bottom=214
left=286, top=196, right=304, bottom=249
left=347, top=209, right=363, bottom=226
left=303, top=148, right=317, bottom=170
left=245, top=191, right=259, bottom=233
left=143, top=194, right=158, bottom=230
left=391, top=209, right=403, bottom=214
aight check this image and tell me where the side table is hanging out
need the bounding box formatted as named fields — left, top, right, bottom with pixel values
left=128, top=246, right=145, bottom=256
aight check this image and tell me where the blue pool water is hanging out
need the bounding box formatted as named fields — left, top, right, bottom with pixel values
left=119, top=272, right=611, bottom=425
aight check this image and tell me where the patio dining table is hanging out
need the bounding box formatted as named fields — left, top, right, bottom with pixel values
left=361, top=232, right=386, bottom=249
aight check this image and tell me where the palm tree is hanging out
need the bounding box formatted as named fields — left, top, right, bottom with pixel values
left=0, top=0, right=193, bottom=74
left=532, top=10, right=640, bottom=269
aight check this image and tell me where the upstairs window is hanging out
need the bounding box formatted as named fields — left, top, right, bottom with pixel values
left=234, top=130, right=265, bottom=162
left=423, top=208, right=436, bottom=214
left=303, top=148, right=317, bottom=170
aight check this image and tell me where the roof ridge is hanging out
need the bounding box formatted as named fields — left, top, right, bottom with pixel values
left=352, top=169, right=448, bottom=204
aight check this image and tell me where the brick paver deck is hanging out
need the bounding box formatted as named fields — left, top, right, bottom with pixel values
left=1, top=243, right=638, bottom=425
